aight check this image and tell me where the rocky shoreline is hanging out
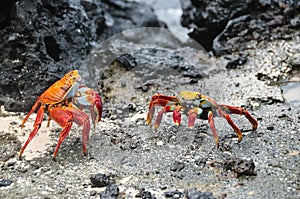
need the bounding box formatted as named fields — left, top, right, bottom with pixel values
left=0, top=0, right=299, bottom=198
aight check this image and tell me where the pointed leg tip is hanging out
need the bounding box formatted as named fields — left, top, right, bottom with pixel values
left=253, top=125, right=258, bottom=131
left=83, top=149, right=87, bottom=156
left=52, top=153, right=57, bottom=161
left=238, top=137, right=243, bottom=143
left=215, top=139, right=219, bottom=149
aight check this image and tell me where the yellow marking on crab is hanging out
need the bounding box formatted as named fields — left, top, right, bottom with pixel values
left=179, top=91, right=200, bottom=100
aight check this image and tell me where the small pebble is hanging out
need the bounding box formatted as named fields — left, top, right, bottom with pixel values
left=0, top=178, right=12, bottom=187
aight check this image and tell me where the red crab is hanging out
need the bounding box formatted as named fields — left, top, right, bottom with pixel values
left=147, top=91, right=258, bottom=147
left=19, top=70, right=102, bottom=159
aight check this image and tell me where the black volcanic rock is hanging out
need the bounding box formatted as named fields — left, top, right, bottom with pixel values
left=0, top=0, right=165, bottom=112
left=181, top=0, right=300, bottom=55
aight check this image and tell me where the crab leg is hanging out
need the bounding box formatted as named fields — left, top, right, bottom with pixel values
left=208, top=111, right=219, bottom=148
left=187, top=108, right=203, bottom=128
left=19, top=105, right=45, bottom=159
left=220, top=105, right=258, bottom=130
left=146, top=95, right=179, bottom=126
left=215, top=108, right=243, bottom=143
left=21, top=99, right=42, bottom=128
left=49, top=107, right=90, bottom=159
left=153, top=104, right=182, bottom=131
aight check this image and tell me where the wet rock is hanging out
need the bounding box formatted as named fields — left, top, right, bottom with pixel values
left=100, top=183, right=119, bottom=199
left=164, top=189, right=183, bottom=198
left=90, top=173, right=112, bottom=188
left=185, top=188, right=217, bottom=199
left=170, top=161, right=185, bottom=172
left=0, top=0, right=165, bottom=112
left=0, top=178, right=12, bottom=187
left=181, top=0, right=300, bottom=54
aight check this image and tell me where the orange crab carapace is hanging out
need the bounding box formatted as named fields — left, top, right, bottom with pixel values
left=19, top=70, right=102, bottom=159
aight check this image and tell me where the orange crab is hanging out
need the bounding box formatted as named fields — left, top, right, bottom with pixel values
left=19, top=70, right=102, bottom=159
left=147, top=91, right=258, bottom=147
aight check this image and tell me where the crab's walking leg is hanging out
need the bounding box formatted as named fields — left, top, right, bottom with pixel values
left=207, top=111, right=219, bottom=148
left=147, top=104, right=156, bottom=127
left=19, top=105, right=45, bottom=159
left=216, top=108, right=243, bottom=143
left=147, top=95, right=179, bottom=126
left=49, top=107, right=90, bottom=160
left=154, top=108, right=164, bottom=132
left=173, top=106, right=182, bottom=126
left=187, top=108, right=203, bottom=128
left=147, top=99, right=171, bottom=126
left=21, top=99, right=42, bottom=128
left=220, top=105, right=258, bottom=130
left=153, top=105, right=181, bottom=131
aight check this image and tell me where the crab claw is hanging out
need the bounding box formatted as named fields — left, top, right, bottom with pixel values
left=89, top=92, right=102, bottom=126
left=147, top=94, right=180, bottom=127
left=75, top=86, right=103, bottom=128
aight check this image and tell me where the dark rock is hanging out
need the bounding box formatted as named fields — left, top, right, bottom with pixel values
left=181, top=0, right=300, bottom=54
left=0, top=0, right=16, bottom=29
left=267, top=126, right=275, bottom=130
left=0, top=0, right=165, bottom=112
left=136, top=189, right=156, bottom=199
left=170, top=161, right=185, bottom=172
left=90, top=190, right=97, bottom=196
left=90, top=173, right=112, bottom=188
left=185, top=188, right=217, bottom=199
left=225, top=55, right=248, bottom=69
left=164, top=189, right=183, bottom=198
left=114, top=53, right=137, bottom=71
left=100, top=183, right=119, bottom=199
left=0, top=178, right=13, bottom=187
left=223, top=157, right=256, bottom=177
